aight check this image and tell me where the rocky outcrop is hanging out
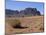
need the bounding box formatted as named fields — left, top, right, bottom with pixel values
left=5, top=8, right=41, bottom=17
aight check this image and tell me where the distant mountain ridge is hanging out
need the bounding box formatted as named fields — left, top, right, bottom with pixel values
left=5, top=8, right=41, bottom=17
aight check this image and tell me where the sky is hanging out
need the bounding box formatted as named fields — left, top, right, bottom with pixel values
left=6, top=0, right=44, bottom=15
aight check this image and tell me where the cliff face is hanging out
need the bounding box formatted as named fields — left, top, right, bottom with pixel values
left=5, top=8, right=41, bottom=17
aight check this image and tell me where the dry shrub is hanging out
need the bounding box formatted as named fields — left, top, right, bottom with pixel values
left=8, top=19, right=21, bottom=28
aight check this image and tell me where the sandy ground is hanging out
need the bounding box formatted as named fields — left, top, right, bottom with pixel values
left=5, top=16, right=44, bottom=35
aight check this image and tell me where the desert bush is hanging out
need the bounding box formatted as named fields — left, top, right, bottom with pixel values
left=8, top=19, right=21, bottom=28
